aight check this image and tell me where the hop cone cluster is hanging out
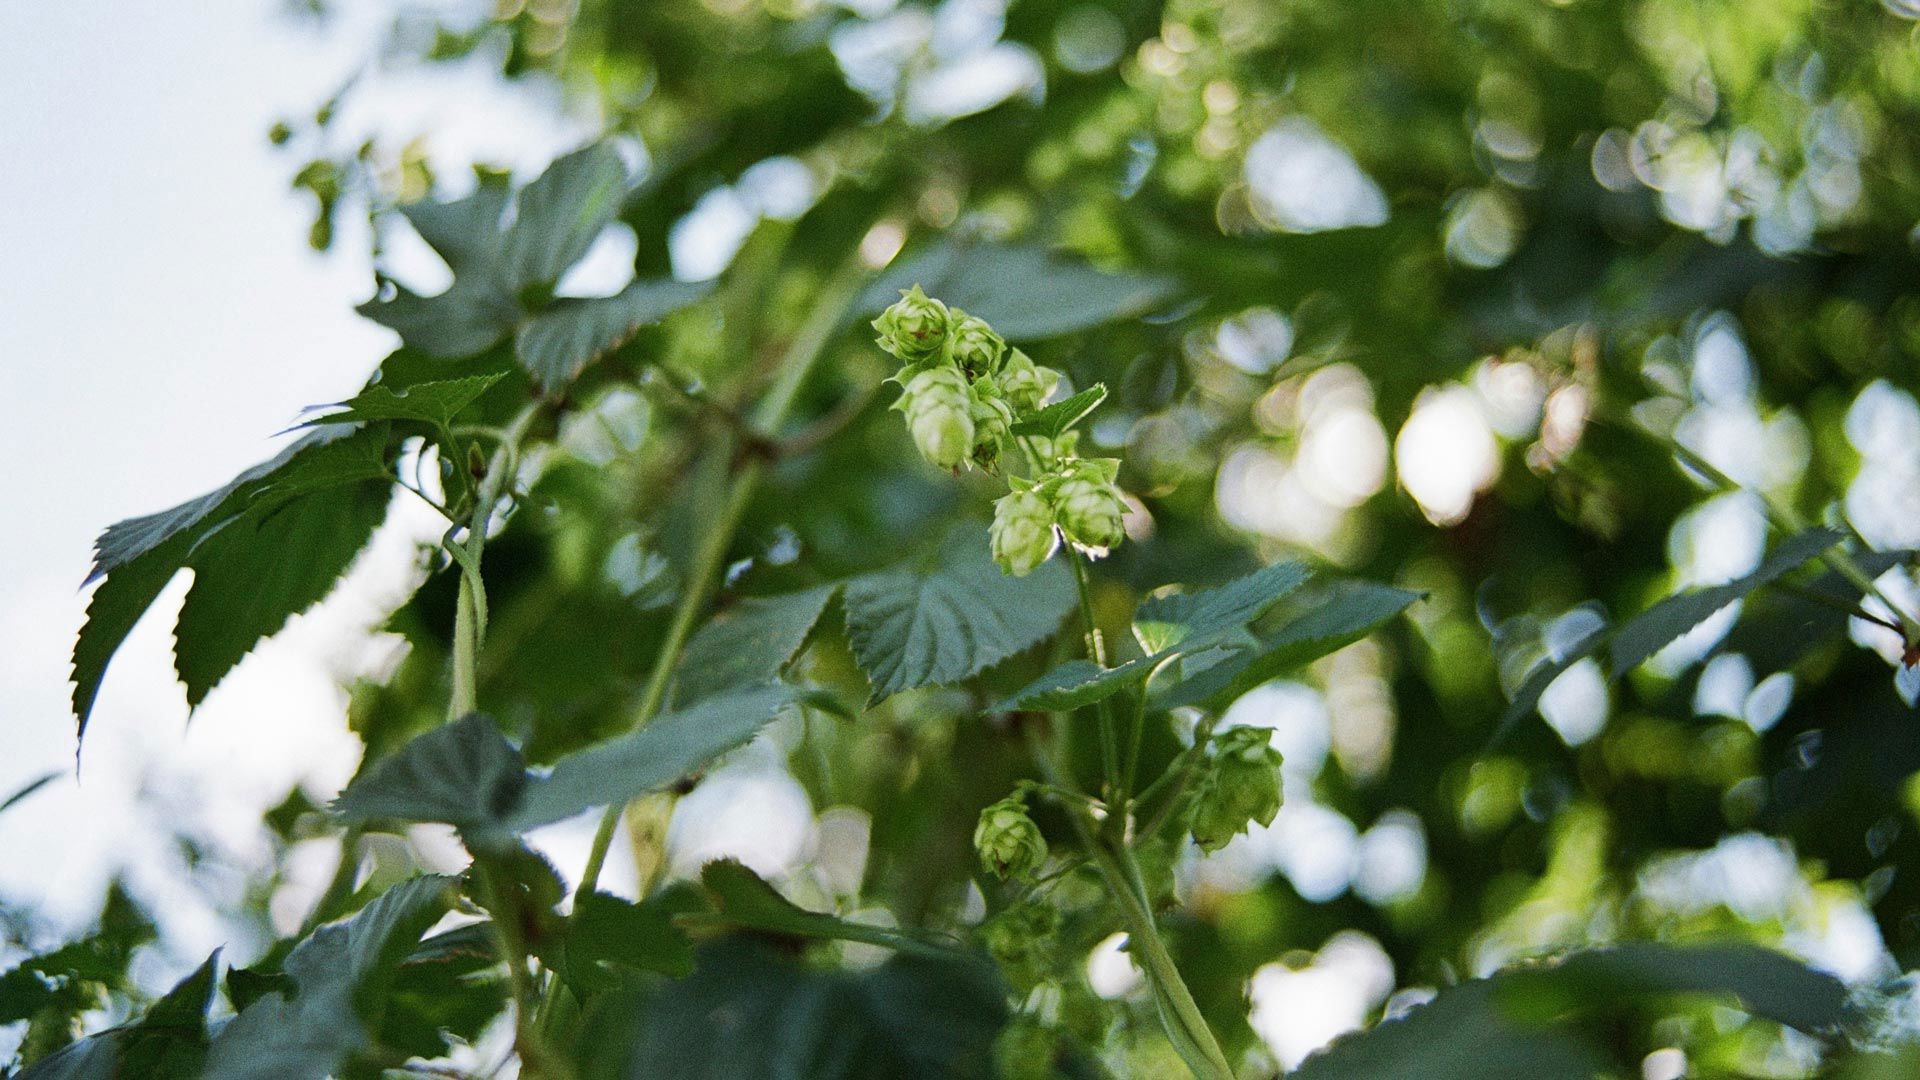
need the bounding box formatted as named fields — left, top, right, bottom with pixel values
left=1190, top=726, right=1284, bottom=853
left=874, top=286, right=1132, bottom=578
left=975, top=793, right=1048, bottom=880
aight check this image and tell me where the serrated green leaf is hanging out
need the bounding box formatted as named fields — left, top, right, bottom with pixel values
left=1008, top=384, right=1107, bottom=439
left=355, top=276, right=521, bottom=360
left=203, top=876, right=452, bottom=1080
left=1494, top=527, right=1844, bottom=740
left=299, top=372, right=506, bottom=429
left=994, top=656, right=1155, bottom=712
left=503, top=143, right=630, bottom=290
left=682, top=860, right=963, bottom=960
left=859, top=243, right=1179, bottom=339
left=1292, top=943, right=1851, bottom=1080
left=511, top=684, right=799, bottom=830
left=1133, top=560, right=1312, bottom=653
left=333, top=714, right=529, bottom=851
left=843, top=531, right=1076, bottom=704
left=0, top=771, right=60, bottom=818
left=1152, top=581, right=1422, bottom=710
left=674, top=584, right=840, bottom=707
left=516, top=277, right=714, bottom=392
left=73, top=426, right=395, bottom=738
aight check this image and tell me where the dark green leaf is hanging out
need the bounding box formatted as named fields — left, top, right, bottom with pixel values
left=511, top=684, right=799, bottom=830
left=13, top=952, right=219, bottom=1080
left=682, top=860, right=964, bottom=959
left=1152, top=581, right=1423, bottom=710
left=299, top=372, right=506, bottom=429
left=842, top=531, right=1076, bottom=704
left=538, top=892, right=696, bottom=993
left=73, top=426, right=395, bottom=738
left=0, top=770, right=60, bottom=817
left=994, top=657, right=1154, bottom=712
left=1495, top=527, right=1845, bottom=739
left=203, top=876, right=452, bottom=1080
left=516, top=277, right=714, bottom=392
left=860, top=243, right=1180, bottom=339
left=674, top=584, right=840, bottom=706
left=1132, top=560, right=1313, bottom=654
left=333, top=713, right=529, bottom=851
left=1009, top=384, right=1107, bottom=439
left=588, top=939, right=1009, bottom=1080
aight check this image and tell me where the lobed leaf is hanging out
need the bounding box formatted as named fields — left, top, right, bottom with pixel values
left=842, top=530, right=1076, bottom=704
left=683, top=860, right=964, bottom=960
left=298, top=372, right=506, bottom=430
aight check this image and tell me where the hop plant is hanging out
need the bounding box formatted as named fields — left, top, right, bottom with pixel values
left=944, top=309, right=1006, bottom=378
left=975, top=793, right=1048, bottom=880
left=991, top=487, right=1059, bottom=577
left=1053, top=459, right=1128, bottom=552
left=1000, top=348, right=1059, bottom=413
left=969, top=378, right=1016, bottom=472
left=1190, top=726, right=1284, bottom=853
left=872, top=284, right=951, bottom=365
left=981, top=901, right=1061, bottom=992
left=992, top=1019, right=1061, bottom=1080
left=894, top=366, right=974, bottom=469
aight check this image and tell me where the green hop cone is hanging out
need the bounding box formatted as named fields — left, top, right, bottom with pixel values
left=1000, top=349, right=1059, bottom=413
left=1053, top=460, right=1128, bottom=552
left=944, top=309, right=1006, bottom=378
left=895, top=366, right=975, bottom=469
left=991, top=487, right=1059, bottom=576
left=969, top=377, right=1016, bottom=472
left=1190, top=726, right=1284, bottom=853
left=872, top=284, right=951, bottom=364
left=975, top=794, right=1048, bottom=880
left=980, top=901, right=1061, bottom=993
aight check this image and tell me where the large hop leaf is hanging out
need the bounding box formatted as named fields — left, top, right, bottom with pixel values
left=356, top=143, right=712, bottom=391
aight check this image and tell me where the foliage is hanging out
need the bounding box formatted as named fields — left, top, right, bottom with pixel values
left=23, top=0, right=1920, bottom=1076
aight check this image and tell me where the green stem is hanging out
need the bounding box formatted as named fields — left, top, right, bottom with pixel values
left=1023, top=730, right=1231, bottom=1080
left=572, top=255, right=870, bottom=904
left=1067, top=546, right=1121, bottom=809
left=474, top=858, right=568, bottom=1079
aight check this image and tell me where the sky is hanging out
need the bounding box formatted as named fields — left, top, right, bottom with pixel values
left=0, top=0, right=596, bottom=962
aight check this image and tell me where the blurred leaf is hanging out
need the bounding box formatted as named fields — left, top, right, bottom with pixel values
left=400, top=181, right=509, bottom=275
left=203, top=875, right=452, bottom=1080
left=333, top=713, right=529, bottom=851
left=674, top=584, right=840, bottom=706
left=298, top=372, right=506, bottom=429
left=0, top=770, right=60, bottom=818
left=861, top=243, right=1180, bottom=340
left=502, top=143, right=629, bottom=291
left=73, top=426, right=394, bottom=738
left=516, top=278, right=714, bottom=392
left=0, top=885, right=155, bottom=1027
left=843, top=530, right=1075, bottom=704
left=589, top=938, right=1008, bottom=1080
left=682, top=860, right=965, bottom=960
left=1009, top=384, right=1108, bottom=440
left=13, top=951, right=218, bottom=1080
left=1496, top=527, right=1845, bottom=739
left=1152, top=581, right=1423, bottom=710
left=1294, top=943, right=1848, bottom=1080
left=537, top=892, right=696, bottom=993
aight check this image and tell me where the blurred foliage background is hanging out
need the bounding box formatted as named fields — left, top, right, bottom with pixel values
left=16, top=0, right=1920, bottom=1076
